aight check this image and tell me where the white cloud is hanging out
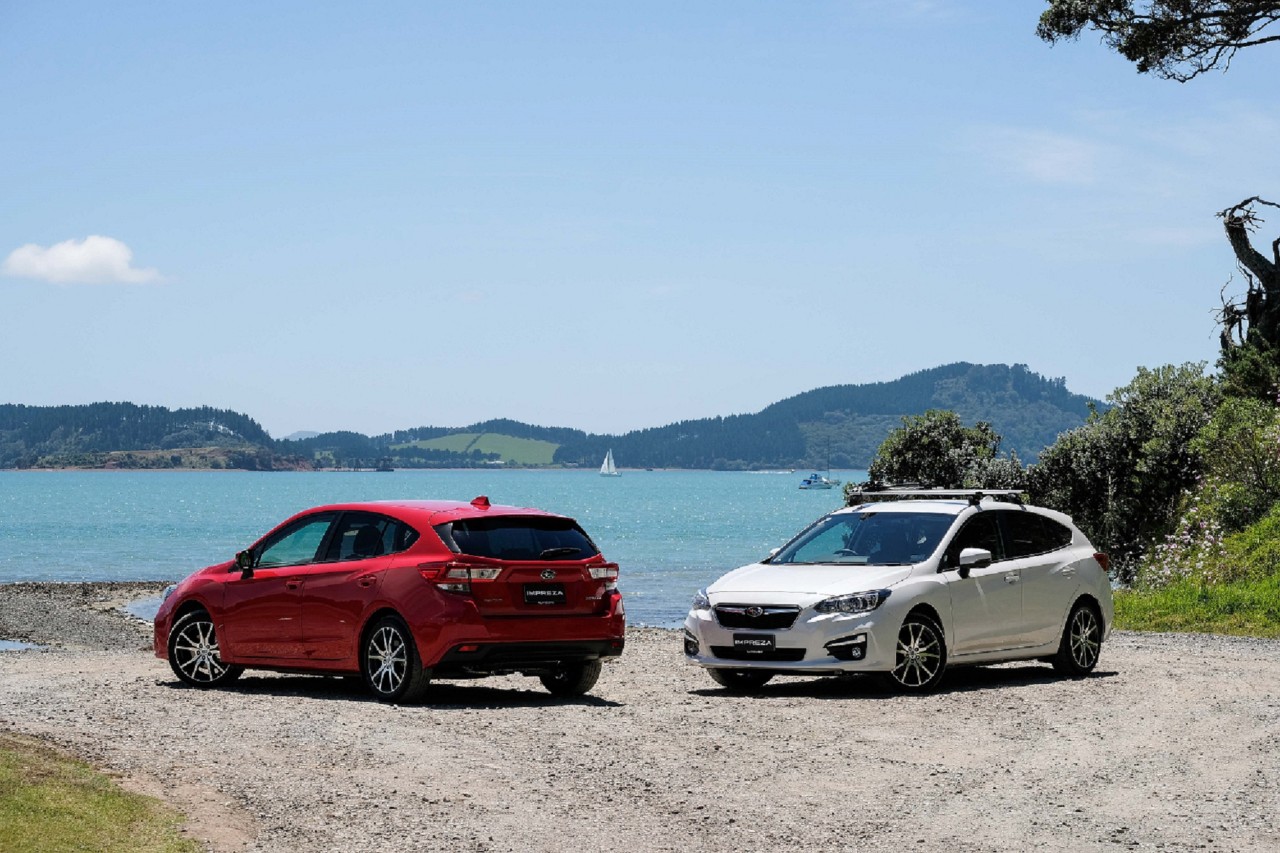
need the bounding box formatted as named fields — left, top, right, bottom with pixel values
left=978, top=128, right=1106, bottom=185
left=1, top=235, right=163, bottom=284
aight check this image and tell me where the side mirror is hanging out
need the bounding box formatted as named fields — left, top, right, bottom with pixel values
left=235, top=549, right=256, bottom=578
left=957, top=547, right=992, bottom=579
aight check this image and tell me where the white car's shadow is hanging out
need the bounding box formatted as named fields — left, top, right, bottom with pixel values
left=690, top=665, right=1119, bottom=698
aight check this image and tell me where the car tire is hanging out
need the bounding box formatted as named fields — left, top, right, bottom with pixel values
left=708, top=668, right=773, bottom=691
left=361, top=615, right=430, bottom=704
left=539, top=660, right=603, bottom=697
left=1052, top=600, right=1102, bottom=677
left=167, top=610, right=244, bottom=688
left=887, top=612, right=947, bottom=692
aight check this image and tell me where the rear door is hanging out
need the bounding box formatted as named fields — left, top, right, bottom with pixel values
left=298, top=512, right=417, bottom=661
left=1002, top=511, right=1079, bottom=647
left=436, top=515, right=608, bottom=617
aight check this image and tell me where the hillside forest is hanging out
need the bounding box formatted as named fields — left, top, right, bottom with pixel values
left=0, top=363, right=1094, bottom=473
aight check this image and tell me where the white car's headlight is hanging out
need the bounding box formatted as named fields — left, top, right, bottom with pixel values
left=691, top=588, right=711, bottom=611
left=815, top=589, right=890, bottom=615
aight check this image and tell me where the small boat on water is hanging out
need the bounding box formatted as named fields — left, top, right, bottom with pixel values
left=599, top=449, right=621, bottom=477
left=799, top=472, right=841, bottom=490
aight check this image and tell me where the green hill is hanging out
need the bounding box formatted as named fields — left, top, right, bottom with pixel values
left=0, top=364, right=1099, bottom=470
left=552, top=363, right=1098, bottom=470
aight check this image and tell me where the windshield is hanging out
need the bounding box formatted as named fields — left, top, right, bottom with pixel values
left=769, top=510, right=955, bottom=565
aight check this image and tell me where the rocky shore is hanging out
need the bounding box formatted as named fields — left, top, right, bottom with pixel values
left=1, top=583, right=1278, bottom=852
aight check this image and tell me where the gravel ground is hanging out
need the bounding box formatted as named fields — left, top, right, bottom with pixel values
left=1, top=583, right=1279, bottom=852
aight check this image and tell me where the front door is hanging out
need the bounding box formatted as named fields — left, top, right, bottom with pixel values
left=943, top=512, right=1025, bottom=656
left=219, top=512, right=335, bottom=660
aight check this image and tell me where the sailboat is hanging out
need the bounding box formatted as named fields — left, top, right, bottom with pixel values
left=599, top=449, right=621, bottom=477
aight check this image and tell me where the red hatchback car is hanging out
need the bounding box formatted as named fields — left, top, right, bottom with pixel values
left=153, top=496, right=625, bottom=702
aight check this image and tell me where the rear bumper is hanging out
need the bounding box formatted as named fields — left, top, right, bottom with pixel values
left=410, top=590, right=626, bottom=672
left=432, top=638, right=624, bottom=677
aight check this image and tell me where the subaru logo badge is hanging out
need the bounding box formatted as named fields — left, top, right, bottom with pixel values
left=746, top=606, right=764, bottom=618
left=541, top=569, right=556, bottom=580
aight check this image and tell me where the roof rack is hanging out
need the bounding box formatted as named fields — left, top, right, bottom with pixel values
left=846, top=487, right=1025, bottom=507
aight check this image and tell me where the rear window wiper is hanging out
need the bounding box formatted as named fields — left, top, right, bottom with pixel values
left=538, top=547, right=582, bottom=560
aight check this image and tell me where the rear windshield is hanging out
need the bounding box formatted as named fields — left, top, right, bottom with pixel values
left=770, top=510, right=956, bottom=566
left=435, top=516, right=600, bottom=561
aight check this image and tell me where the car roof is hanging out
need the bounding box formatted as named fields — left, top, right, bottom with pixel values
left=838, top=500, right=970, bottom=515
left=838, top=497, right=1077, bottom=528
left=299, top=497, right=564, bottom=526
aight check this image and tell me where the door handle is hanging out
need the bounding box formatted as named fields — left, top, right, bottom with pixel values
left=1004, top=573, right=1019, bottom=584
left=286, top=579, right=302, bottom=590
left=357, top=575, right=377, bottom=588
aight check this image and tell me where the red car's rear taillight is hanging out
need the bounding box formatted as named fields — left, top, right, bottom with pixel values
left=588, top=562, right=620, bottom=590
left=417, top=561, right=501, bottom=593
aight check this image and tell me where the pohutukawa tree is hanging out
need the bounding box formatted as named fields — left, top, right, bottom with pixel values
left=1037, top=1, right=1280, bottom=81
left=1217, top=197, right=1280, bottom=396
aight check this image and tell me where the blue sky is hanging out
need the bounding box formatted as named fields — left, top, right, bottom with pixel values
left=3, top=1, right=1278, bottom=438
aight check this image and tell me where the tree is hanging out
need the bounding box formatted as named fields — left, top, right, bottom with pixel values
left=1037, top=1, right=1280, bottom=81
left=861, top=410, right=1011, bottom=490
left=1216, top=197, right=1280, bottom=397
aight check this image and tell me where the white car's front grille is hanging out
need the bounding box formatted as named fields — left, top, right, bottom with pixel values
left=713, top=604, right=801, bottom=630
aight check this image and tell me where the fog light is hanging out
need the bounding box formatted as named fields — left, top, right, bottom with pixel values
left=825, top=633, right=868, bottom=662
left=683, top=629, right=699, bottom=656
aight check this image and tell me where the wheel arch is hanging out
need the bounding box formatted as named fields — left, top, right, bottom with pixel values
left=904, top=602, right=944, bottom=632
left=358, top=607, right=408, bottom=654
left=1062, top=592, right=1103, bottom=631
left=171, top=597, right=213, bottom=624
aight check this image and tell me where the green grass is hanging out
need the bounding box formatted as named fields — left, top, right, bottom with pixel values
left=0, top=735, right=200, bottom=853
left=1115, top=573, right=1280, bottom=638
left=395, top=433, right=559, bottom=465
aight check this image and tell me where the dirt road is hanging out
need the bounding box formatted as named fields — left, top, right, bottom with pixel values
left=1, top=583, right=1277, bottom=852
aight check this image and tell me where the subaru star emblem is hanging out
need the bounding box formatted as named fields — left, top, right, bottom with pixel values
left=746, top=606, right=764, bottom=618
left=541, top=569, right=556, bottom=580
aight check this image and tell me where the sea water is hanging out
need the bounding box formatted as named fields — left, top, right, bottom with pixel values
left=0, top=469, right=863, bottom=627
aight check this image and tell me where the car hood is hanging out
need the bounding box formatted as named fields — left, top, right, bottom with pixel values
left=707, top=562, right=913, bottom=601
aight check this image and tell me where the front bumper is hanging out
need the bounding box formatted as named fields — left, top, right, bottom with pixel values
left=682, top=606, right=896, bottom=673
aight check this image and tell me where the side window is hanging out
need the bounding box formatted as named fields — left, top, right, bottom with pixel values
left=1041, top=516, right=1073, bottom=550
left=257, top=514, right=336, bottom=568
left=1001, top=512, right=1069, bottom=558
left=322, top=513, right=422, bottom=562
left=942, top=513, right=1004, bottom=569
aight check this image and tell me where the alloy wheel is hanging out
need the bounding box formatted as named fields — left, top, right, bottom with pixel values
left=172, top=617, right=230, bottom=683
left=366, top=625, right=409, bottom=696
left=892, top=617, right=944, bottom=690
left=1068, top=606, right=1101, bottom=669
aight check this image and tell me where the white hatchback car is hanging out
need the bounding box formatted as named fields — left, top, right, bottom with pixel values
left=684, top=489, right=1113, bottom=692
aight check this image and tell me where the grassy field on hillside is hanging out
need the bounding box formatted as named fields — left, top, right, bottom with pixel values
left=395, top=433, right=559, bottom=465
left=1114, top=575, right=1280, bottom=638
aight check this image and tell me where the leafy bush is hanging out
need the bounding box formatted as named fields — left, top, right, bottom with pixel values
left=1135, top=395, right=1280, bottom=587
left=1027, top=363, right=1220, bottom=576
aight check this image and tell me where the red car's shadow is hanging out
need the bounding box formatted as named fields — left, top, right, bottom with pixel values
left=160, top=673, right=624, bottom=707
left=688, top=665, right=1119, bottom=699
